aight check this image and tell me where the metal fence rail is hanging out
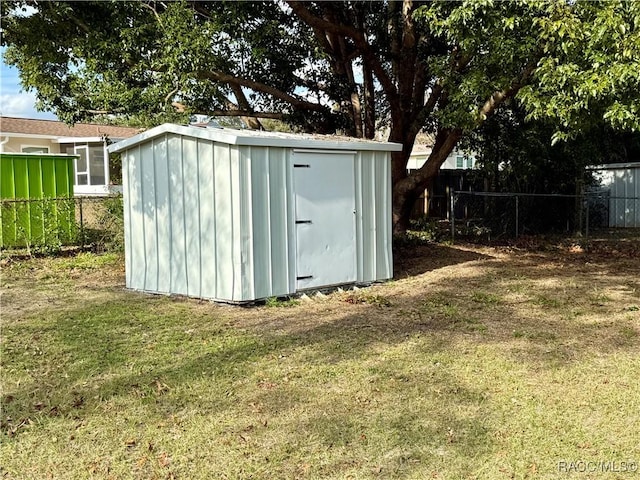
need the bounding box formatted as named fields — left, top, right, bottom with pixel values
left=0, top=195, right=124, bottom=253
left=450, top=191, right=640, bottom=242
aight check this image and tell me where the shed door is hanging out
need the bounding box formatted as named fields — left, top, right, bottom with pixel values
left=293, top=151, right=356, bottom=290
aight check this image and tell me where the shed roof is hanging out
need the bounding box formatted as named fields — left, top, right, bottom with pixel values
left=109, top=123, right=402, bottom=153
left=0, top=116, right=143, bottom=140
left=588, top=162, right=640, bottom=170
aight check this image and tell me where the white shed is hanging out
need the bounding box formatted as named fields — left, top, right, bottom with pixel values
left=108, top=124, right=401, bottom=302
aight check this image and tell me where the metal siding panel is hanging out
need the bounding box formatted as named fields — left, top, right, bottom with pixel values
left=355, top=151, right=392, bottom=283
left=606, top=166, right=640, bottom=228
left=27, top=157, right=44, bottom=242
left=0, top=155, right=16, bottom=198
left=214, top=143, right=233, bottom=300
left=198, top=140, right=217, bottom=298
left=286, top=150, right=297, bottom=294
left=168, top=134, right=188, bottom=295
left=629, top=167, right=639, bottom=227
left=635, top=168, right=640, bottom=227
left=245, top=145, right=292, bottom=300
left=625, top=169, right=632, bottom=227
left=13, top=159, right=28, bottom=199
left=239, top=146, right=255, bottom=300
left=354, top=152, right=365, bottom=281
left=183, top=136, right=201, bottom=297
left=141, top=142, right=158, bottom=292
left=249, top=146, right=272, bottom=299
left=360, top=151, right=375, bottom=281
left=154, top=136, right=171, bottom=294
left=610, top=171, right=620, bottom=227
left=41, top=159, right=55, bottom=197
left=0, top=157, right=15, bottom=246
left=376, top=151, right=393, bottom=280
left=27, top=157, right=43, bottom=198
left=269, top=148, right=292, bottom=296
left=122, top=151, right=133, bottom=289
left=230, top=146, right=243, bottom=301
left=54, top=157, right=70, bottom=197
left=128, top=145, right=146, bottom=290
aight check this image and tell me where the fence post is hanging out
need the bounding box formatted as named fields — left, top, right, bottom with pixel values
left=585, top=196, right=590, bottom=241
left=79, top=197, right=84, bottom=248
left=515, top=195, right=519, bottom=239
left=450, top=190, right=455, bottom=243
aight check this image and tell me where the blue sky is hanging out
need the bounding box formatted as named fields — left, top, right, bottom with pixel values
left=1, top=47, right=57, bottom=120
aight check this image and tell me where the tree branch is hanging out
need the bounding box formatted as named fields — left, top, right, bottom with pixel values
left=205, top=110, right=285, bottom=119
left=141, top=2, right=163, bottom=27
left=196, top=70, right=329, bottom=113
left=287, top=0, right=399, bottom=103
left=398, top=127, right=463, bottom=193
left=230, top=84, right=264, bottom=130
left=478, top=61, right=538, bottom=122
left=409, top=82, right=444, bottom=138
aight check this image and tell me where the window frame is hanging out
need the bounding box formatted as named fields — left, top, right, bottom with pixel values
left=20, top=145, right=50, bottom=154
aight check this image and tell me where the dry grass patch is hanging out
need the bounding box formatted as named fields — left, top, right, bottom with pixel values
left=1, top=237, right=639, bottom=479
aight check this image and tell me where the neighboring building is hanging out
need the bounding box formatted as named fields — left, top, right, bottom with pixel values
left=407, top=143, right=476, bottom=172
left=407, top=142, right=478, bottom=219
left=0, top=116, right=142, bottom=196
left=589, top=162, right=640, bottom=228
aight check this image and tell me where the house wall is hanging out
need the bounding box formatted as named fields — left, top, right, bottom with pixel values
left=2, top=137, right=59, bottom=154
left=407, top=149, right=475, bottom=171
left=122, top=132, right=393, bottom=302
left=2, top=136, right=115, bottom=196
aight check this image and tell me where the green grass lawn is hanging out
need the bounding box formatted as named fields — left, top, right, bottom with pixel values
left=1, top=242, right=639, bottom=479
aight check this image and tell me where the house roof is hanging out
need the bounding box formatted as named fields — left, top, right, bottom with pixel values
left=109, top=123, right=403, bottom=153
left=0, top=116, right=143, bottom=140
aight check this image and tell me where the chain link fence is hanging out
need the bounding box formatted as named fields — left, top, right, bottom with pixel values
left=0, top=195, right=124, bottom=255
left=449, top=191, right=640, bottom=242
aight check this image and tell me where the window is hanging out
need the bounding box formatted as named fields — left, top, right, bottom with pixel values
left=465, top=157, right=474, bottom=169
left=62, top=143, right=107, bottom=187
left=456, top=156, right=464, bottom=169
left=89, top=146, right=106, bottom=185
left=21, top=146, right=49, bottom=154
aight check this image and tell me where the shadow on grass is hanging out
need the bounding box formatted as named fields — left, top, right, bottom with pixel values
left=393, top=242, right=493, bottom=278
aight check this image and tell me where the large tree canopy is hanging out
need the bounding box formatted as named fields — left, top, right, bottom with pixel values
left=2, top=0, right=639, bottom=231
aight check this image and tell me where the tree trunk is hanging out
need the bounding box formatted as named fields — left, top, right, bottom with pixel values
left=390, top=127, right=463, bottom=233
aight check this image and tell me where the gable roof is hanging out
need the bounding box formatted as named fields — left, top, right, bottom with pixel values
left=109, top=123, right=403, bottom=153
left=0, top=116, right=143, bottom=140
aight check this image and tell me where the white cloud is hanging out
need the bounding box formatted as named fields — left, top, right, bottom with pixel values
left=0, top=93, right=56, bottom=119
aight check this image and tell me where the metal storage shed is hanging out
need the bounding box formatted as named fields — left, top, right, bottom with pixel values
left=109, top=124, right=401, bottom=302
left=1, top=153, right=76, bottom=247
left=590, top=162, right=640, bottom=228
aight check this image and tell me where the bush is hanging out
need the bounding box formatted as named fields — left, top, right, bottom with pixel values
left=94, top=195, right=125, bottom=253
left=80, top=195, right=125, bottom=253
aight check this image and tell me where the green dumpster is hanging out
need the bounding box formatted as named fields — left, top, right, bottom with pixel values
left=0, top=153, right=76, bottom=248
